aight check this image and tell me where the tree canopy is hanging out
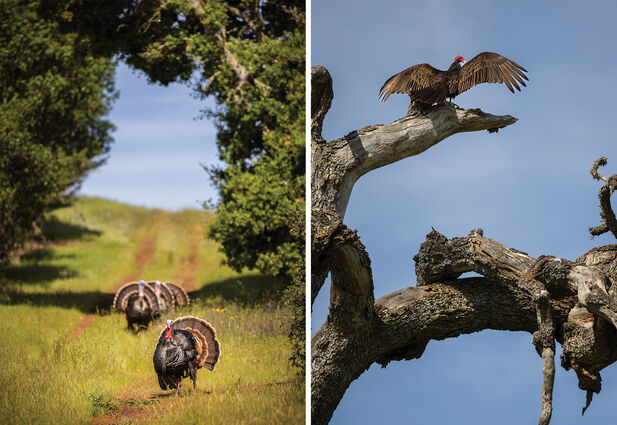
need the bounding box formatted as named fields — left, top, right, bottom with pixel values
left=0, top=0, right=116, bottom=258
left=4, top=1, right=305, bottom=281
left=64, top=0, right=306, bottom=280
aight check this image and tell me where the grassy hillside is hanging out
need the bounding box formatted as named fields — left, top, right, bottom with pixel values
left=0, top=197, right=303, bottom=425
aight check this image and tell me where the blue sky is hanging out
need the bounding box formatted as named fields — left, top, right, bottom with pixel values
left=78, top=62, right=220, bottom=211
left=312, top=0, right=617, bottom=424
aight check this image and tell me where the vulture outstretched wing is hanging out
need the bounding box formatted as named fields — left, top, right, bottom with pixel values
left=457, top=52, right=528, bottom=95
left=379, top=63, right=445, bottom=102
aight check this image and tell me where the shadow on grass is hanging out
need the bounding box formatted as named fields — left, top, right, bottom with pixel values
left=0, top=215, right=101, bottom=286
left=190, top=274, right=287, bottom=307
left=0, top=289, right=113, bottom=313
left=41, top=215, right=101, bottom=242
left=1, top=260, right=78, bottom=284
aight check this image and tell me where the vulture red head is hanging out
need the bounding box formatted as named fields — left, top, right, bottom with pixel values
left=454, top=55, right=465, bottom=64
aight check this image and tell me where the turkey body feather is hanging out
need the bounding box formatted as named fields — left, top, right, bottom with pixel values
left=113, top=281, right=191, bottom=332
left=154, top=330, right=198, bottom=390
left=153, top=316, right=220, bottom=394
left=125, top=293, right=154, bottom=331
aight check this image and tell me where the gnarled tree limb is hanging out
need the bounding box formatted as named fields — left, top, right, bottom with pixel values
left=311, top=66, right=617, bottom=425
left=311, top=67, right=518, bottom=217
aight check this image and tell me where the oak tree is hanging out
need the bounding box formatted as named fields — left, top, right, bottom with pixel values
left=0, top=1, right=116, bottom=259
left=64, top=0, right=305, bottom=280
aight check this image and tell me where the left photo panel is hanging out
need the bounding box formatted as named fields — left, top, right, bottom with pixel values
left=0, top=1, right=306, bottom=424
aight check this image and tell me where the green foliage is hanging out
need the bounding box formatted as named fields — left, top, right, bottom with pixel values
left=0, top=1, right=116, bottom=258
left=89, top=392, right=120, bottom=417
left=64, top=0, right=306, bottom=279
left=281, top=205, right=305, bottom=371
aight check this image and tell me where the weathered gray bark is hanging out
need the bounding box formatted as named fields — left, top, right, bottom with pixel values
left=311, top=65, right=518, bottom=303
left=311, top=65, right=617, bottom=425
left=311, top=92, right=517, bottom=217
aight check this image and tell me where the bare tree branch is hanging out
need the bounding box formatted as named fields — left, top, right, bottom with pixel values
left=591, top=157, right=609, bottom=182
left=532, top=289, right=556, bottom=425
left=228, top=5, right=264, bottom=41
left=589, top=157, right=617, bottom=239
left=186, top=0, right=267, bottom=104
left=311, top=65, right=333, bottom=143
left=310, top=66, right=617, bottom=425
left=311, top=67, right=518, bottom=218
left=312, top=277, right=537, bottom=425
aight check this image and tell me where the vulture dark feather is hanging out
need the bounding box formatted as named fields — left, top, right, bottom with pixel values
left=379, top=52, right=528, bottom=104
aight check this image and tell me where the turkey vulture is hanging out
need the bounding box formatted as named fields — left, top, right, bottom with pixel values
left=153, top=316, right=220, bottom=396
left=378, top=52, right=528, bottom=105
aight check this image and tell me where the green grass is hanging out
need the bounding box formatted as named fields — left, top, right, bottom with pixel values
left=0, top=197, right=304, bottom=425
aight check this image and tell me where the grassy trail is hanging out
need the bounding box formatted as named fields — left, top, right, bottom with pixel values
left=69, top=216, right=162, bottom=340
left=0, top=197, right=303, bottom=425
left=171, top=222, right=203, bottom=292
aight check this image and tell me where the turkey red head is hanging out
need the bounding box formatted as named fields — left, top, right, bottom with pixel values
left=138, top=280, right=145, bottom=297
left=165, top=319, right=173, bottom=340
left=454, top=55, right=465, bottom=65
left=154, top=280, right=162, bottom=297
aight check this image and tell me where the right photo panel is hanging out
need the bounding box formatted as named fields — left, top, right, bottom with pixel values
left=311, top=1, right=617, bottom=424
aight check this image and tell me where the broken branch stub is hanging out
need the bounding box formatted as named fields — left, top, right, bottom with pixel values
left=589, top=157, right=617, bottom=239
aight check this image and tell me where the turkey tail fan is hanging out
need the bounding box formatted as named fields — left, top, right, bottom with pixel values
left=164, top=282, right=190, bottom=306
left=113, top=282, right=159, bottom=311
left=147, top=281, right=175, bottom=312
left=169, top=315, right=220, bottom=371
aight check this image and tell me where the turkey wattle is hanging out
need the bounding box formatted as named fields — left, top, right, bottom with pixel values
left=153, top=316, right=220, bottom=396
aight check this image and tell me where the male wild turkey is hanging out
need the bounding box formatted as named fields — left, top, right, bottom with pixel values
left=163, top=281, right=190, bottom=306
left=113, top=280, right=159, bottom=332
left=153, top=316, right=220, bottom=396
left=149, top=280, right=175, bottom=313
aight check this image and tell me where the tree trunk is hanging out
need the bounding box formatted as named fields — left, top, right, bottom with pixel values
left=311, top=65, right=617, bottom=425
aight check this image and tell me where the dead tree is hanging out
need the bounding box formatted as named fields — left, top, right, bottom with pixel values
left=311, top=65, right=617, bottom=425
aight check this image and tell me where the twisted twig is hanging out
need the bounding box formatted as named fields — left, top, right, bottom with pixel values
left=589, top=157, right=617, bottom=239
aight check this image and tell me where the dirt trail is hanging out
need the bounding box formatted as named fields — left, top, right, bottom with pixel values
left=90, top=377, right=300, bottom=425
left=171, top=224, right=203, bottom=292
left=122, top=231, right=158, bottom=283
left=69, top=225, right=160, bottom=339
left=84, top=221, right=210, bottom=425
left=68, top=314, right=97, bottom=339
